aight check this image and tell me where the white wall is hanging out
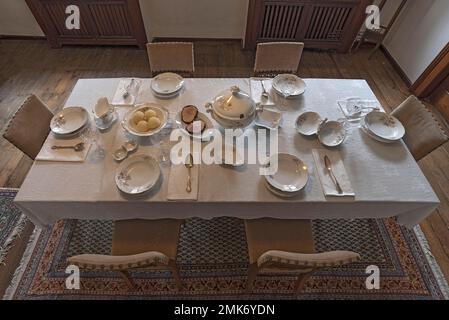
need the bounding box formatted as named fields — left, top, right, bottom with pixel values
left=0, top=0, right=43, bottom=36
left=139, top=0, right=248, bottom=40
left=383, top=0, right=449, bottom=83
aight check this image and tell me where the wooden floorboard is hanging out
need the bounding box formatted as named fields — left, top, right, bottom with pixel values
left=1, top=39, right=449, bottom=284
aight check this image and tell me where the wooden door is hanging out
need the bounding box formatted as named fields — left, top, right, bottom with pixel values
left=245, top=0, right=371, bottom=52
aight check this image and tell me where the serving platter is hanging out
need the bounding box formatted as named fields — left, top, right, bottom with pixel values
left=115, top=154, right=161, bottom=194
left=364, top=111, right=405, bottom=141
left=122, top=103, right=168, bottom=137
left=175, top=110, right=214, bottom=141
left=272, top=74, right=307, bottom=97
left=264, top=153, right=309, bottom=193
left=51, top=107, right=89, bottom=136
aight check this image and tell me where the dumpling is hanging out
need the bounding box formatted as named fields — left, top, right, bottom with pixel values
left=144, top=109, right=157, bottom=120
left=147, top=116, right=161, bottom=129
left=136, top=120, right=149, bottom=132
left=133, top=111, right=145, bottom=125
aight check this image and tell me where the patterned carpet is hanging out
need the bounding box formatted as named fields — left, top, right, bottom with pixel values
left=0, top=189, right=28, bottom=265
left=4, top=210, right=449, bottom=300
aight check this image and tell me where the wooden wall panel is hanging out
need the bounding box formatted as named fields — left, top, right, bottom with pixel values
left=245, top=0, right=371, bottom=52
left=25, top=0, right=147, bottom=48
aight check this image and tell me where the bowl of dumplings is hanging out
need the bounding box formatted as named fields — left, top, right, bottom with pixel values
left=122, top=103, right=168, bottom=137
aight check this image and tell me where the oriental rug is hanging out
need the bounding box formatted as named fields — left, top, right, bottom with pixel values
left=3, top=194, right=448, bottom=299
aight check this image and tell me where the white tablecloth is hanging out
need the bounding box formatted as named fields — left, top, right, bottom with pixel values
left=14, top=78, right=440, bottom=228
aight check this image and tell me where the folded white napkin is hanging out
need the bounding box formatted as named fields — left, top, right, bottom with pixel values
left=112, top=78, right=141, bottom=106
left=312, top=149, right=355, bottom=198
left=250, top=78, right=275, bottom=106
left=36, top=135, right=91, bottom=162
left=337, top=97, right=381, bottom=119
left=167, top=163, right=199, bottom=201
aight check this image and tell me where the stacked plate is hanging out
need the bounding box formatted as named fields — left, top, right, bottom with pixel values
left=50, top=106, right=89, bottom=137
left=151, top=72, right=184, bottom=99
left=115, top=154, right=161, bottom=195
left=272, top=74, right=307, bottom=98
left=263, top=153, right=309, bottom=198
left=361, top=111, right=405, bottom=143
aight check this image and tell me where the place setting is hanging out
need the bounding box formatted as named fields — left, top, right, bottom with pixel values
left=36, top=106, right=92, bottom=162
left=360, top=111, right=405, bottom=144
left=261, top=152, right=309, bottom=198
left=151, top=72, right=185, bottom=99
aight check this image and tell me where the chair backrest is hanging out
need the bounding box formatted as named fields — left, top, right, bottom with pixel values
left=2, top=95, right=53, bottom=160
left=391, top=95, right=448, bottom=161
left=146, top=42, right=195, bottom=77
left=254, top=42, right=304, bottom=76
left=257, top=250, right=361, bottom=271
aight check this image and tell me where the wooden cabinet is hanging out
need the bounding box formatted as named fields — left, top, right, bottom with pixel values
left=26, top=0, right=147, bottom=48
left=245, top=0, right=371, bottom=52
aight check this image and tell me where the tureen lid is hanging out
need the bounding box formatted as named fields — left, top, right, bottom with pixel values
left=212, top=86, right=256, bottom=120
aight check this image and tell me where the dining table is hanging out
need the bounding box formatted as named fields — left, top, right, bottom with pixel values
left=14, top=77, right=440, bottom=229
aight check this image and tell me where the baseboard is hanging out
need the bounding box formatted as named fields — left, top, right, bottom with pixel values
left=153, top=37, right=242, bottom=43
left=0, top=35, right=46, bottom=40
left=380, top=45, right=412, bottom=87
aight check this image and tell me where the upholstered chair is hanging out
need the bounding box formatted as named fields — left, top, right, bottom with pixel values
left=68, top=219, right=184, bottom=291
left=3, top=95, right=53, bottom=160
left=146, top=42, right=195, bottom=77
left=253, top=42, right=305, bottom=77
left=391, top=96, right=448, bottom=161
left=244, top=219, right=360, bottom=294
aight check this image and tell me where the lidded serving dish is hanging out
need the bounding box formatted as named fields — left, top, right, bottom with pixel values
left=206, top=86, right=259, bottom=129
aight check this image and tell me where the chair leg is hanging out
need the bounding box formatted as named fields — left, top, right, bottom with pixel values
left=168, top=260, right=183, bottom=291
left=294, top=271, right=314, bottom=294
left=246, top=263, right=258, bottom=293
left=119, top=270, right=136, bottom=291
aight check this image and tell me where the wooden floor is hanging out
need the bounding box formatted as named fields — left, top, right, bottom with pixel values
left=1, top=39, right=449, bottom=285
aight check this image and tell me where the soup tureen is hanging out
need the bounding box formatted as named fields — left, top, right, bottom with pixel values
left=206, top=86, right=259, bottom=129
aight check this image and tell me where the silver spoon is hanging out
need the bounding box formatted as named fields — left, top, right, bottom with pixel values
left=185, top=153, right=194, bottom=193
left=324, top=155, right=343, bottom=194
left=261, top=80, right=269, bottom=100
left=52, top=142, right=85, bottom=152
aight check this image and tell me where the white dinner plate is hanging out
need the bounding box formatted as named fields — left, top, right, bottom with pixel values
left=360, top=117, right=396, bottom=144
left=364, top=111, right=405, bottom=141
left=264, top=153, right=309, bottom=193
left=175, top=111, right=214, bottom=141
left=264, top=179, right=300, bottom=198
left=151, top=72, right=184, bottom=96
left=51, top=107, right=89, bottom=135
left=115, top=154, right=161, bottom=194
left=295, top=111, right=322, bottom=136
left=272, top=74, right=307, bottom=97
